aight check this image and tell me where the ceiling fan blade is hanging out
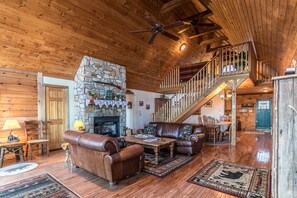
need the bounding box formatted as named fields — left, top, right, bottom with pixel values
left=148, top=33, right=158, bottom=44
left=161, top=31, right=179, bottom=41
left=178, top=27, right=191, bottom=34
left=163, top=21, right=185, bottom=30
left=129, top=29, right=152, bottom=34
left=145, top=16, right=156, bottom=26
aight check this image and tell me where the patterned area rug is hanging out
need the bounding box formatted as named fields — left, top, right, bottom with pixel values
left=0, top=163, right=38, bottom=176
left=0, top=173, right=80, bottom=198
left=188, top=160, right=270, bottom=198
left=144, top=152, right=193, bottom=177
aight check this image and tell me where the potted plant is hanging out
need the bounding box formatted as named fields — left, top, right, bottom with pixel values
left=88, top=90, right=96, bottom=105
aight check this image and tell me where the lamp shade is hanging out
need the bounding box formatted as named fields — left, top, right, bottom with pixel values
left=73, top=120, right=85, bottom=131
left=2, top=120, right=21, bottom=130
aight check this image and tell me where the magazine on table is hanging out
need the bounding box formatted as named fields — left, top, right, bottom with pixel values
left=143, top=138, right=161, bottom=142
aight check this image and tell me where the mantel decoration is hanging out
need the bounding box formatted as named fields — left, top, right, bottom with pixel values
left=86, top=99, right=127, bottom=108
left=88, top=90, right=96, bottom=105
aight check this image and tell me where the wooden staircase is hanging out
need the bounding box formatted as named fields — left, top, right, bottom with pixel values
left=154, top=42, right=255, bottom=123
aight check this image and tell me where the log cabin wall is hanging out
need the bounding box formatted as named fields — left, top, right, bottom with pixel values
left=0, top=70, right=38, bottom=142
left=237, top=93, right=273, bottom=131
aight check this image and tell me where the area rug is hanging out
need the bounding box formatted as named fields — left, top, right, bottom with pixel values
left=0, top=162, right=38, bottom=176
left=0, top=173, right=80, bottom=198
left=143, top=153, right=193, bottom=177
left=188, top=159, right=270, bottom=198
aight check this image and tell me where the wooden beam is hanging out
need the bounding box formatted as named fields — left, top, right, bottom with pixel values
left=206, top=44, right=231, bottom=52
left=37, top=72, right=45, bottom=122
left=231, top=79, right=237, bottom=146
left=160, top=0, right=192, bottom=13
left=198, top=36, right=228, bottom=46
left=183, top=10, right=213, bottom=21
left=189, top=25, right=221, bottom=39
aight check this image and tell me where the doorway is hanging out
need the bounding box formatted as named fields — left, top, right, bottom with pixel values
left=45, top=85, right=68, bottom=150
left=256, top=98, right=272, bottom=130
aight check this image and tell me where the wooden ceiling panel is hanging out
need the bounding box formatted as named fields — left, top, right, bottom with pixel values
left=0, top=0, right=197, bottom=92
left=200, top=0, right=297, bottom=74
left=2, top=0, right=296, bottom=92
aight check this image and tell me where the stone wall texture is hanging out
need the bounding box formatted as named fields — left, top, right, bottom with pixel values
left=74, top=56, right=126, bottom=135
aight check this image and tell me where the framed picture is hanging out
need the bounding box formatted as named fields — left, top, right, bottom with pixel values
left=127, top=102, right=132, bottom=109
left=204, top=101, right=212, bottom=107
left=146, top=104, right=150, bottom=110
left=139, top=101, right=144, bottom=106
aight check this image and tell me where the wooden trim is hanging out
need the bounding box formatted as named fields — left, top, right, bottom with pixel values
left=44, top=84, right=69, bottom=89
left=198, top=36, right=228, bottom=46
left=0, top=67, right=37, bottom=76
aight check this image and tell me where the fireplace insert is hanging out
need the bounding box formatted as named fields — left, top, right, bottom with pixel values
left=94, top=116, right=120, bottom=137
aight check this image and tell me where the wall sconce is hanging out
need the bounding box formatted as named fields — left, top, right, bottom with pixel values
left=179, top=43, right=186, bottom=51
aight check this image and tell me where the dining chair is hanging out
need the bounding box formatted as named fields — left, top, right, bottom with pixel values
left=223, top=125, right=232, bottom=142
left=204, top=116, right=220, bottom=143
left=24, top=120, right=49, bottom=160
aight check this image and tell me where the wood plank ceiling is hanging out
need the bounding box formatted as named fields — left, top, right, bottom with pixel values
left=193, top=0, right=297, bottom=74
left=0, top=0, right=296, bottom=92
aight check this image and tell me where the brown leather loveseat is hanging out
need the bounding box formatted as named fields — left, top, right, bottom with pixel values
left=148, top=122, right=205, bottom=155
left=63, top=131, right=144, bottom=185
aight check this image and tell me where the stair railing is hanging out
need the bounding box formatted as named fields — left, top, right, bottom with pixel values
left=160, top=66, right=181, bottom=89
left=154, top=42, right=251, bottom=122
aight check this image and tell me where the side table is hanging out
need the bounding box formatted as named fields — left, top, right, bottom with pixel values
left=61, top=142, right=70, bottom=162
left=0, top=142, right=26, bottom=168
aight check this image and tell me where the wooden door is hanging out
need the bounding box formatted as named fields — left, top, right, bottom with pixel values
left=45, top=86, right=68, bottom=150
left=255, top=98, right=272, bottom=130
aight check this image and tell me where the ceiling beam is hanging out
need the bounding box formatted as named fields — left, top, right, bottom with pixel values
left=206, top=44, right=231, bottom=52
left=183, top=9, right=213, bottom=21
left=199, top=36, right=228, bottom=46
left=160, top=0, right=192, bottom=13
left=189, top=25, right=221, bottom=39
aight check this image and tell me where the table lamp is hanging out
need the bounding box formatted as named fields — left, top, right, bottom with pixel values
left=73, top=120, right=85, bottom=131
left=2, top=120, right=21, bottom=142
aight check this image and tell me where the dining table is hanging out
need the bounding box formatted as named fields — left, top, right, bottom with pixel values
left=215, top=121, right=232, bottom=132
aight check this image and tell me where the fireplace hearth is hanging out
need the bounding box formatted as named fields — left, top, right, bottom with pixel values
left=94, top=116, right=120, bottom=137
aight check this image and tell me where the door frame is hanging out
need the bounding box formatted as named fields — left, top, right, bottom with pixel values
left=255, top=98, right=272, bottom=130
left=44, top=84, right=69, bottom=149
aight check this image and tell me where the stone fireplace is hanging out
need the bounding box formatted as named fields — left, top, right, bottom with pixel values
left=74, top=56, right=126, bottom=135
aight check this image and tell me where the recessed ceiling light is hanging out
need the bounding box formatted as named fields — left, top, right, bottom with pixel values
left=179, top=43, right=186, bottom=51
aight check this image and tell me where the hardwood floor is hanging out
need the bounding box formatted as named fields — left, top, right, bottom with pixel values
left=1, top=131, right=271, bottom=198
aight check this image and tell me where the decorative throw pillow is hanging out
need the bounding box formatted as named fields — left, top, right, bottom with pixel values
left=180, top=124, right=193, bottom=140
left=143, top=123, right=157, bottom=135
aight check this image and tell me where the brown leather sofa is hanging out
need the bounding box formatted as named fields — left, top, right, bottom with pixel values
left=150, top=122, right=205, bottom=155
left=63, top=131, right=144, bottom=186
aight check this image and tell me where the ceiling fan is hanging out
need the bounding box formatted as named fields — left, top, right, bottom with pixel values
left=129, top=16, right=184, bottom=44
left=178, top=10, right=215, bottom=34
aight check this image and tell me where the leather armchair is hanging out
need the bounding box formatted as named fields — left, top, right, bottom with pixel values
left=64, top=131, right=144, bottom=186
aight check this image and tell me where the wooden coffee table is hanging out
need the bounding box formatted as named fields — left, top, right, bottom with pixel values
left=124, top=135, right=176, bottom=164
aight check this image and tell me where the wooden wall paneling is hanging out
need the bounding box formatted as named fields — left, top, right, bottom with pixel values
left=272, top=75, right=297, bottom=197
left=0, top=70, right=38, bottom=142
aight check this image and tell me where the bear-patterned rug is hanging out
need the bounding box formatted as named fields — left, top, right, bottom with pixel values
left=188, top=159, right=270, bottom=198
